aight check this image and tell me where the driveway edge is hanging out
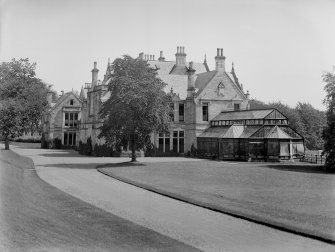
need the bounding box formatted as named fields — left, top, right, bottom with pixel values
left=97, top=165, right=335, bottom=245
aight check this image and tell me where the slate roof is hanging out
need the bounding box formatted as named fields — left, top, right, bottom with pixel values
left=147, top=60, right=208, bottom=99
left=212, top=109, right=275, bottom=121
left=194, top=71, right=217, bottom=91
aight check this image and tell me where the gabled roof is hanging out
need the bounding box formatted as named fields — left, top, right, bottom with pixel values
left=194, top=71, right=217, bottom=91
left=266, top=126, right=292, bottom=139
left=223, top=125, right=245, bottom=138
left=147, top=60, right=208, bottom=99
left=212, top=109, right=284, bottom=121
left=239, top=126, right=261, bottom=138
left=49, top=91, right=82, bottom=112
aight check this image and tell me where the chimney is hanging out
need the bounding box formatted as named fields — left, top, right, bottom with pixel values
left=158, top=50, right=165, bottom=61
left=187, top=61, right=196, bottom=98
left=91, top=61, right=99, bottom=88
left=47, top=85, right=53, bottom=105
left=215, top=48, right=226, bottom=72
left=246, top=90, right=250, bottom=99
left=175, top=46, right=186, bottom=66
left=61, top=90, right=64, bottom=96
left=139, top=52, right=144, bottom=59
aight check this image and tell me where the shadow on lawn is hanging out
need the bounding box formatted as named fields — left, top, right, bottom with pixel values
left=40, top=161, right=145, bottom=170
left=38, top=152, right=84, bottom=158
left=40, top=163, right=102, bottom=169
left=265, top=164, right=334, bottom=174
left=97, top=162, right=146, bottom=169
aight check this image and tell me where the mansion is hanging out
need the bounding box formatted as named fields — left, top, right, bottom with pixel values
left=42, top=47, right=304, bottom=160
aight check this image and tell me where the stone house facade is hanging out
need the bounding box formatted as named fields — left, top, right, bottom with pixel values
left=42, top=89, right=83, bottom=147
left=77, top=47, right=250, bottom=154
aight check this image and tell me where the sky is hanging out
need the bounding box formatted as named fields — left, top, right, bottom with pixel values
left=1, top=0, right=335, bottom=110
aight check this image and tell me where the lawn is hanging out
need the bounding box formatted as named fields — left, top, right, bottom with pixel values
left=98, top=160, right=335, bottom=242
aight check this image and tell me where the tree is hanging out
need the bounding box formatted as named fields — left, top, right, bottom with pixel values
left=250, top=99, right=306, bottom=136
left=0, top=58, right=48, bottom=149
left=249, top=99, right=327, bottom=150
left=99, top=55, right=171, bottom=162
left=322, top=71, right=335, bottom=171
left=296, top=102, right=326, bottom=150
left=0, top=99, right=24, bottom=149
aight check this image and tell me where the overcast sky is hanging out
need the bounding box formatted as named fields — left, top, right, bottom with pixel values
left=1, top=0, right=335, bottom=110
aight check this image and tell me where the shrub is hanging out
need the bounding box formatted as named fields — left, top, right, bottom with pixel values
left=144, top=142, right=155, bottom=157
left=94, top=143, right=114, bottom=157
left=53, top=137, right=62, bottom=149
left=78, top=137, right=93, bottom=156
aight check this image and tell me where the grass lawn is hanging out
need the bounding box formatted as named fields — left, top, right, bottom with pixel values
left=98, top=160, right=335, bottom=242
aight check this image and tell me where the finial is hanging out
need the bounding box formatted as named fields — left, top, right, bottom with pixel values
left=204, top=54, right=207, bottom=63
left=170, top=87, right=173, bottom=94
left=108, top=57, right=110, bottom=64
left=232, top=62, right=235, bottom=72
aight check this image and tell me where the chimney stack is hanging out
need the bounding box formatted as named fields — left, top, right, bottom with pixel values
left=246, top=90, right=250, bottom=99
left=187, top=61, right=196, bottom=98
left=158, top=50, right=165, bottom=61
left=139, top=52, right=144, bottom=59
left=175, top=46, right=186, bottom=66
left=215, top=48, right=226, bottom=72
left=47, top=85, right=53, bottom=105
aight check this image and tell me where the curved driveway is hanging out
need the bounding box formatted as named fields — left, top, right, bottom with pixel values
left=11, top=146, right=335, bottom=252
left=0, top=149, right=199, bottom=251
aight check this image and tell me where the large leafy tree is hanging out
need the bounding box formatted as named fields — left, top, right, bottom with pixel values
left=99, top=55, right=170, bottom=162
left=249, top=99, right=326, bottom=150
left=0, top=99, right=25, bottom=149
left=0, top=58, right=49, bottom=149
left=322, top=71, right=335, bottom=171
left=296, top=102, right=326, bottom=150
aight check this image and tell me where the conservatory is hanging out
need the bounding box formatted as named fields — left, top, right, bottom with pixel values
left=197, top=109, right=305, bottom=161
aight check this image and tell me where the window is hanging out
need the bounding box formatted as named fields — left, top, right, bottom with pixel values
left=234, top=103, right=240, bottom=111
left=158, top=132, right=170, bottom=152
left=70, top=99, right=74, bottom=105
left=179, top=103, right=184, bottom=122
left=202, top=103, right=209, bottom=121
left=172, top=130, right=184, bottom=153
left=65, top=113, right=69, bottom=126
left=63, top=132, right=76, bottom=146
left=64, top=112, right=79, bottom=127
left=169, top=103, right=174, bottom=122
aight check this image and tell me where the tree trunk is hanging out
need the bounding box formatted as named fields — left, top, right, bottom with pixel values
left=131, top=133, right=136, bottom=162
left=5, top=138, right=9, bottom=150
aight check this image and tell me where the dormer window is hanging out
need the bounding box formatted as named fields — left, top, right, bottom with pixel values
left=218, top=82, right=225, bottom=96
left=70, top=99, right=74, bottom=105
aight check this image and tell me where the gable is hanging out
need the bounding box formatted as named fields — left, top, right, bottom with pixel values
left=264, top=109, right=287, bottom=120
left=50, top=92, right=82, bottom=114
left=196, top=72, right=246, bottom=101
left=147, top=60, right=208, bottom=99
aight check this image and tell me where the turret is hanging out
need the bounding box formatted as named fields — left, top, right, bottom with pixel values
left=91, top=61, right=99, bottom=88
